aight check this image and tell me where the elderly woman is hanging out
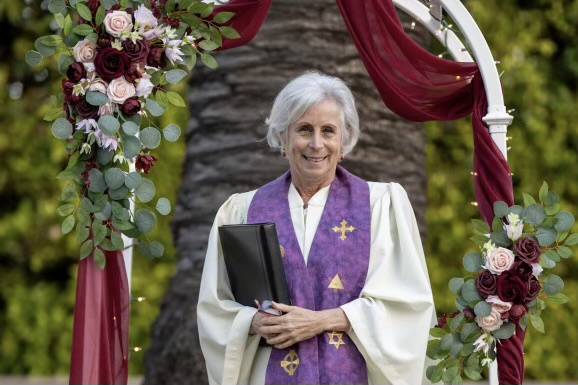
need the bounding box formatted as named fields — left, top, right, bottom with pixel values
left=197, top=72, right=435, bottom=385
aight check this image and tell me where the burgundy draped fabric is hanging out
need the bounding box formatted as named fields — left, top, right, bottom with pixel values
left=336, top=0, right=521, bottom=383
left=215, top=0, right=272, bottom=50
left=69, top=252, right=130, bottom=385
left=68, top=2, right=272, bottom=384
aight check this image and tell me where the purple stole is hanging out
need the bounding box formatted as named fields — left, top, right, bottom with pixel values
left=247, top=166, right=370, bottom=385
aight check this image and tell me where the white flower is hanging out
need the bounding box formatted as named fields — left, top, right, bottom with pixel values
left=112, top=39, right=123, bottom=51
left=134, top=5, right=158, bottom=33
left=73, top=39, right=97, bottom=63
left=475, top=307, right=504, bottom=332
left=135, top=73, right=154, bottom=98
left=481, top=358, right=494, bottom=367
left=107, top=77, right=136, bottom=104
left=83, top=62, right=95, bottom=73
left=183, top=34, right=198, bottom=47
left=103, top=10, right=133, bottom=38
left=163, top=26, right=178, bottom=40
left=486, top=296, right=512, bottom=313
left=143, top=25, right=164, bottom=41
left=473, top=333, right=494, bottom=355
left=484, top=247, right=515, bottom=275
left=504, top=213, right=524, bottom=241
left=165, top=40, right=184, bottom=64
left=80, top=143, right=92, bottom=155
left=76, top=119, right=98, bottom=133
left=482, top=240, right=496, bottom=255
left=95, top=128, right=119, bottom=151
left=531, top=263, right=543, bottom=277
left=88, top=78, right=108, bottom=94
left=99, top=102, right=116, bottom=116
left=113, top=154, right=127, bottom=165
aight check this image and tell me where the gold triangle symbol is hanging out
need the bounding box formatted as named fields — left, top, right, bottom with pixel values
left=328, top=274, right=344, bottom=290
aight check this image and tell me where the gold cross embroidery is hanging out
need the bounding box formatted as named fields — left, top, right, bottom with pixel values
left=280, top=350, right=300, bottom=376
left=328, top=274, right=344, bottom=290
left=332, top=219, right=356, bottom=240
left=327, top=331, right=346, bottom=350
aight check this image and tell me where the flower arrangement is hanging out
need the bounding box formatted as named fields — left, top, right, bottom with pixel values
left=426, top=182, right=576, bottom=384
left=26, top=0, right=239, bottom=267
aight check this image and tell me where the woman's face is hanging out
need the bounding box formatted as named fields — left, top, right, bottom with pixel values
left=286, top=99, right=343, bottom=184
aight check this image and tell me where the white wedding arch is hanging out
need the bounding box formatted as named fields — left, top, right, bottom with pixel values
left=120, top=1, right=513, bottom=383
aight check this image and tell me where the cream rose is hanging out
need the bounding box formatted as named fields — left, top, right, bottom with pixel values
left=475, top=307, right=504, bottom=332
left=103, top=10, right=133, bottom=38
left=107, top=77, right=136, bottom=104
left=73, top=39, right=97, bottom=63
left=135, top=73, right=154, bottom=98
left=89, top=78, right=108, bottom=94
left=486, top=296, right=512, bottom=313
left=484, top=247, right=515, bottom=275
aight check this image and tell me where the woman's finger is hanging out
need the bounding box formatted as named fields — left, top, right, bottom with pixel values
left=260, top=325, right=284, bottom=335
left=272, top=302, right=294, bottom=312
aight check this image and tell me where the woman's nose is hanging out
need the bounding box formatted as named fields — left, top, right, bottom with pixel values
left=309, top=131, right=324, bottom=150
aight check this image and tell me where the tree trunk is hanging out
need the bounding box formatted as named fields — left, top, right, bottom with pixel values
left=144, top=1, right=427, bottom=384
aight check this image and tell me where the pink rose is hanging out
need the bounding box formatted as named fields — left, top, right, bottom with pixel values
left=475, top=307, right=504, bottom=332
left=107, top=77, right=136, bottom=104
left=486, top=295, right=512, bottom=313
left=73, top=39, right=97, bottom=63
left=103, top=10, right=133, bottom=38
left=484, top=247, right=515, bottom=275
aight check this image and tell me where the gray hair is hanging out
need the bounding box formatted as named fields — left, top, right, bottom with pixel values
left=265, top=72, right=360, bottom=156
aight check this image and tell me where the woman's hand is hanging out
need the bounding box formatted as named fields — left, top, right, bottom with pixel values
left=250, top=311, right=278, bottom=340
left=258, top=302, right=351, bottom=350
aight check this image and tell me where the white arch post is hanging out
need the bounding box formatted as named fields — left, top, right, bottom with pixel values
left=392, top=0, right=514, bottom=384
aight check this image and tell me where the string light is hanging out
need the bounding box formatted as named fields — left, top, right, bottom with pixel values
left=495, top=60, right=501, bottom=64
left=506, top=136, right=512, bottom=141
left=507, top=146, right=512, bottom=150
left=470, top=171, right=478, bottom=176
left=410, top=21, right=416, bottom=30
left=131, top=296, right=147, bottom=302
left=133, top=347, right=142, bottom=352
left=510, top=172, right=515, bottom=176
left=470, top=201, right=479, bottom=207
left=456, top=75, right=461, bottom=80
left=507, top=108, right=515, bottom=113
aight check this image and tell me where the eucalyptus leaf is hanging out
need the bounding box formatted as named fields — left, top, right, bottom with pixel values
left=540, top=253, right=556, bottom=269
left=557, top=246, right=573, bottom=259
left=98, top=115, right=120, bottom=136
left=539, top=181, right=549, bottom=204
left=72, top=24, right=94, bottom=36
left=92, top=221, right=107, bottom=245
left=492, top=322, right=516, bottom=339
left=493, top=201, right=508, bottom=218
left=25, top=50, right=43, bottom=66
left=166, top=91, right=186, bottom=107
left=474, top=301, right=491, bottom=317
left=123, top=135, right=142, bottom=159
left=522, top=192, right=536, bottom=207
left=146, top=98, right=165, bottom=117
left=104, top=168, right=125, bottom=190
left=165, top=68, right=188, bottom=84
left=135, top=178, right=156, bottom=203
left=122, top=121, right=139, bottom=136
left=57, top=203, right=75, bottom=217
left=76, top=223, right=90, bottom=243
left=544, top=274, right=564, bottom=295
left=548, top=293, right=569, bottom=304
left=94, top=248, right=106, bottom=268
left=134, top=209, right=156, bottom=234
left=555, top=212, right=575, bottom=233
left=51, top=118, right=73, bottom=140
left=463, top=252, right=483, bottom=273
left=156, top=197, right=171, bottom=215
left=201, top=52, right=218, bottom=69
left=461, top=280, right=482, bottom=303
left=536, top=228, right=556, bottom=246
left=523, top=204, right=546, bottom=226
left=96, top=148, right=114, bottom=165
left=76, top=3, right=93, bottom=21
left=79, top=240, right=93, bottom=260
left=449, top=277, right=464, bottom=295
left=48, top=0, right=67, bottom=14
left=125, top=171, right=143, bottom=189
left=460, top=322, right=479, bottom=342
left=140, top=127, right=162, bottom=149
left=213, top=11, right=234, bottom=24
left=163, top=124, right=181, bottom=142
left=530, top=314, right=545, bottom=333
left=88, top=169, right=106, bottom=193
left=564, top=233, right=578, bottom=246
left=219, top=26, right=240, bottom=39
left=109, top=186, right=130, bottom=200
left=86, top=91, right=108, bottom=106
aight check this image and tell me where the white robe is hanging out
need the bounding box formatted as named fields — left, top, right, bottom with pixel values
left=197, top=181, right=435, bottom=385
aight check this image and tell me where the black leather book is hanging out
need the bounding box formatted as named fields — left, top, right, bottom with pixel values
left=218, top=223, right=291, bottom=308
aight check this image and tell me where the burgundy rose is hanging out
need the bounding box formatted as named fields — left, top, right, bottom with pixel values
left=509, top=304, right=527, bottom=322
left=511, top=260, right=533, bottom=280
left=526, top=276, right=541, bottom=302
left=97, top=35, right=113, bottom=49
left=463, top=308, right=475, bottom=321
left=514, top=236, right=541, bottom=264
left=67, top=62, right=86, bottom=83
left=121, top=97, right=141, bottom=116
left=62, top=79, right=82, bottom=105
left=87, top=0, right=100, bottom=16
left=437, top=314, right=448, bottom=329
left=497, top=270, right=529, bottom=304
left=122, top=39, right=150, bottom=63
left=136, top=154, right=158, bottom=174
left=147, top=47, right=167, bottom=68
left=75, top=99, right=99, bottom=119
left=94, top=48, right=130, bottom=82
left=476, top=270, right=497, bottom=299
left=124, top=63, right=144, bottom=83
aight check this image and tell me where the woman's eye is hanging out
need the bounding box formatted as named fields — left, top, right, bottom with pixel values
left=323, top=127, right=335, bottom=134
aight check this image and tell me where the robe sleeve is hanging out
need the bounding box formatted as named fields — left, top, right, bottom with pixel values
left=340, top=182, right=435, bottom=385
left=197, top=192, right=262, bottom=385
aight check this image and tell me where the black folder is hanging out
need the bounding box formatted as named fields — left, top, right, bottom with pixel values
left=218, top=223, right=291, bottom=308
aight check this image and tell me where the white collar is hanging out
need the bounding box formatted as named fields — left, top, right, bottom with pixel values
left=288, top=182, right=331, bottom=209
